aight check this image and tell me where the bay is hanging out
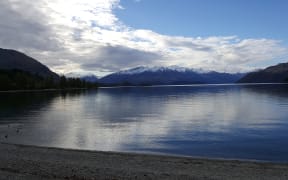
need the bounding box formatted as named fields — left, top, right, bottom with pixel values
left=1, top=84, right=288, bottom=162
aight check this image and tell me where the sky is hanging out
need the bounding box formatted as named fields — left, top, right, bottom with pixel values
left=0, top=0, right=288, bottom=76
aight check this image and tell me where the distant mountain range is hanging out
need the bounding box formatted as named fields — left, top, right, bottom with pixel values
left=1, top=47, right=288, bottom=87
left=99, top=66, right=245, bottom=86
left=238, top=62, right=288, bottom=83
left=0, top=48, right=59, bottom=79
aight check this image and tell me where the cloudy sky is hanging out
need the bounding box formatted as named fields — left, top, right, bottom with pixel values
left=1, top=0, right=288, bottom=76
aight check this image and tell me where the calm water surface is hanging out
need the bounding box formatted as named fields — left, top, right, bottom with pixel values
left=1, top=84, right=288, bottom=162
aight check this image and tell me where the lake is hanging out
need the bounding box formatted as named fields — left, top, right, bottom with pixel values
left=1, top=84, right=288, bottom=162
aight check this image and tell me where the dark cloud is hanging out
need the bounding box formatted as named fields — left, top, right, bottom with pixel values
left=81, top=45, right=162, bottom=71
left=0, top=1, right=62, bottom=51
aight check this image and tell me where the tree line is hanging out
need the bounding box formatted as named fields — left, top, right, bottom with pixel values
left=0, top=69, right=98, bottom=90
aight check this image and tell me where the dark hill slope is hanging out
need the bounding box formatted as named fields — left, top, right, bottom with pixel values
left=238, top=63, right=288, bottom=83
left=0, top=48, right=58, bottom=78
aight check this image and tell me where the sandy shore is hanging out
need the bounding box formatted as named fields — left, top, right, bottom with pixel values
left=1, top=143, right=288, bottom=179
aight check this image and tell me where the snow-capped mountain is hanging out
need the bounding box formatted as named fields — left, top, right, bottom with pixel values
left=65, top=72, right=98, bottom=83
left=99, top=66, right=245, bottom=86
left=116, top=66, right=210, bottom=75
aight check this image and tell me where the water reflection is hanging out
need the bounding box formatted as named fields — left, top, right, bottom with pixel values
left=1, top=84, right=288, bottom=162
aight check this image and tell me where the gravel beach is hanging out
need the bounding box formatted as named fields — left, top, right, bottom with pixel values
left=1, top=143, right=288, bottom=180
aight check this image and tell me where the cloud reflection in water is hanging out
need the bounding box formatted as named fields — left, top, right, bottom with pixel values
left=1, top=84, right=288, bottom=162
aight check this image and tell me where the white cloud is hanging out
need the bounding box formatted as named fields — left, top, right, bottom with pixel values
left=0, top=0, right=287, bottom=76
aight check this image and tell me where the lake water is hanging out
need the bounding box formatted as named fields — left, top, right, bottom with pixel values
left=1, top=84, right=288, bottom=162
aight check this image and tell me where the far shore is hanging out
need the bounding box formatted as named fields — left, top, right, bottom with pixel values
left=1, top=82, right=288, bottom=93
left=1, top=143, right=288, bottom=179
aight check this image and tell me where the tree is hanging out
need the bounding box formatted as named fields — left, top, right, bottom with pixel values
left=60, top=76, right=67, bottom=88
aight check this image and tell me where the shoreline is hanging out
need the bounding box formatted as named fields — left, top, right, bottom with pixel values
left=99, top=82, right=288, bottom=89
left=0, top=88, right=90, bottom=93
left=1, top=143, right=288, bottom=179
